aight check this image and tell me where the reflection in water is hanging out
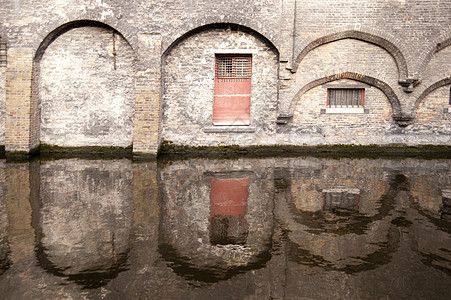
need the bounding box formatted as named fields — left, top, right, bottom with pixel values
left=275, top=160, right=405, bottom=273
left=33, top=159, right=133, bottom=289
left=210, top=176, right=249, bottom=245
left=441, top=189, right=451, bottom=222
left=158, top=164, right=273, bottom=283
left=0, top=169, right=11, bottom=275
left=0, top=156, right=449, bottom=299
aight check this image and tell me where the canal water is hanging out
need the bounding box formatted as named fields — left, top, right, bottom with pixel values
left=0, top=155, right=450, bottom=299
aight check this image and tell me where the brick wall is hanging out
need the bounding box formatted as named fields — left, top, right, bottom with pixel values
left=409, top=85, right=451, bottom=140
left=0, top=67, right=5, bottom=145
left=290, top=79, right=394, bottom=145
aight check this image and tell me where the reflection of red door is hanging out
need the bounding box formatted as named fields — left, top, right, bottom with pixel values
left=210, top=177, right=249, bottom=245
left=213, top=55, right=252, bottom=125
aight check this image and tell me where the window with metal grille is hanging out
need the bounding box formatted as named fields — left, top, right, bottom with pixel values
left=327, top=88, right=364, bottom=107
left=216, top=55, right=252, bottom=79
left=0, top=39, right=6, bottom=67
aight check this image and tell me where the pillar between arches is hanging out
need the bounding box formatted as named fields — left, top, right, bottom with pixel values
left=5, top=48, right=39, bottom=155
left=133, top=33, right=162, bottom=157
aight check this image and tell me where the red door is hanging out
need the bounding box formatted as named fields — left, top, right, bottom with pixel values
left=213, top=55, right=252, bottom=125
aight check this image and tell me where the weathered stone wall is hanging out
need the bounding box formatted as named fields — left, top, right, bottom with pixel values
left=38, top=26, right=136, bottom=147
left=0, top=67, right=5, bottom=146
left=162, top=26, right=278, bottom=146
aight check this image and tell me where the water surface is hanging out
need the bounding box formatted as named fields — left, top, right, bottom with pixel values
left=0, top=156, right=450, bottom=299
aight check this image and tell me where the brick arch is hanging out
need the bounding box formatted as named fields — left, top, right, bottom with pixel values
left=34, top=20, right=136, bottom=62
left=162, top=21, right=279, bottom=57
left=284, top=72, right=401, bottom=119
left=418, top=30, right=451, bottom=78
left=414, top=77, right=451, bottom=111
left=292, top=29, right=409, bottom=81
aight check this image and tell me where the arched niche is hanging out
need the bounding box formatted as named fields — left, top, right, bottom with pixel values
left=34, top=21, right=137, bottom=148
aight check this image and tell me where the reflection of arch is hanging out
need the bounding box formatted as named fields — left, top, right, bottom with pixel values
left=285, top=72, right=402, bottom=118
left=414, top=78, right=451, bottom=110
left=292, top=30, right=408, bottom=80
left=287, top=225, right=400, bottom=274
left=277, top=172, right=406, bottom=273
left=408, top=185, right=451, bottom=275
left=288, top=173, right=402, bottom=235
left=158, top=243, right=271, bottom=283
left=31, top=159, right=133, bottom=289
left=162, top=18, right=279, bottom=56
left=162, top=22, right=279, bottom=58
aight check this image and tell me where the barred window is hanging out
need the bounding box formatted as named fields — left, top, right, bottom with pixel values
left=328, top=88, right=364, bottom=107
left=216, top=55, right=252, bottom=79
left=0, top=39, right=6, bottom=67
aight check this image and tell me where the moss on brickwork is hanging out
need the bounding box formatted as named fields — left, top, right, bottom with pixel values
left=39, top=144, right=133, bottom=157
left=159, top=140, right=451, bottom=158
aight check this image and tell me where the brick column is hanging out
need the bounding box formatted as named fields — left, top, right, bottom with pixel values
left=5, top=48, right=39, bottom=154
left=133, top=34, right=162, bottom=156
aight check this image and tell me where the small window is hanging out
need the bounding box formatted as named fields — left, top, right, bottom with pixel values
left=327, top=88, right=364, bottom=108
left=0, top=39, right=6, bottom=67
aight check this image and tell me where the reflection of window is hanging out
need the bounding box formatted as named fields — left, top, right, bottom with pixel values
left=210, top=177, right=249, bottom=245
left=328, top=88, right=364, bottom=108
left=441, top=189, right=451, bottom=221
left=213, top=55, right=252, bottom=125
left=322, top=188, right=360, bottom=211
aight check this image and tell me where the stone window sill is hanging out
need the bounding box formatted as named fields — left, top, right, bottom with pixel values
left=204, top=126, right=256, bottom=133
left=321, top=107, right=368, bottom=114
